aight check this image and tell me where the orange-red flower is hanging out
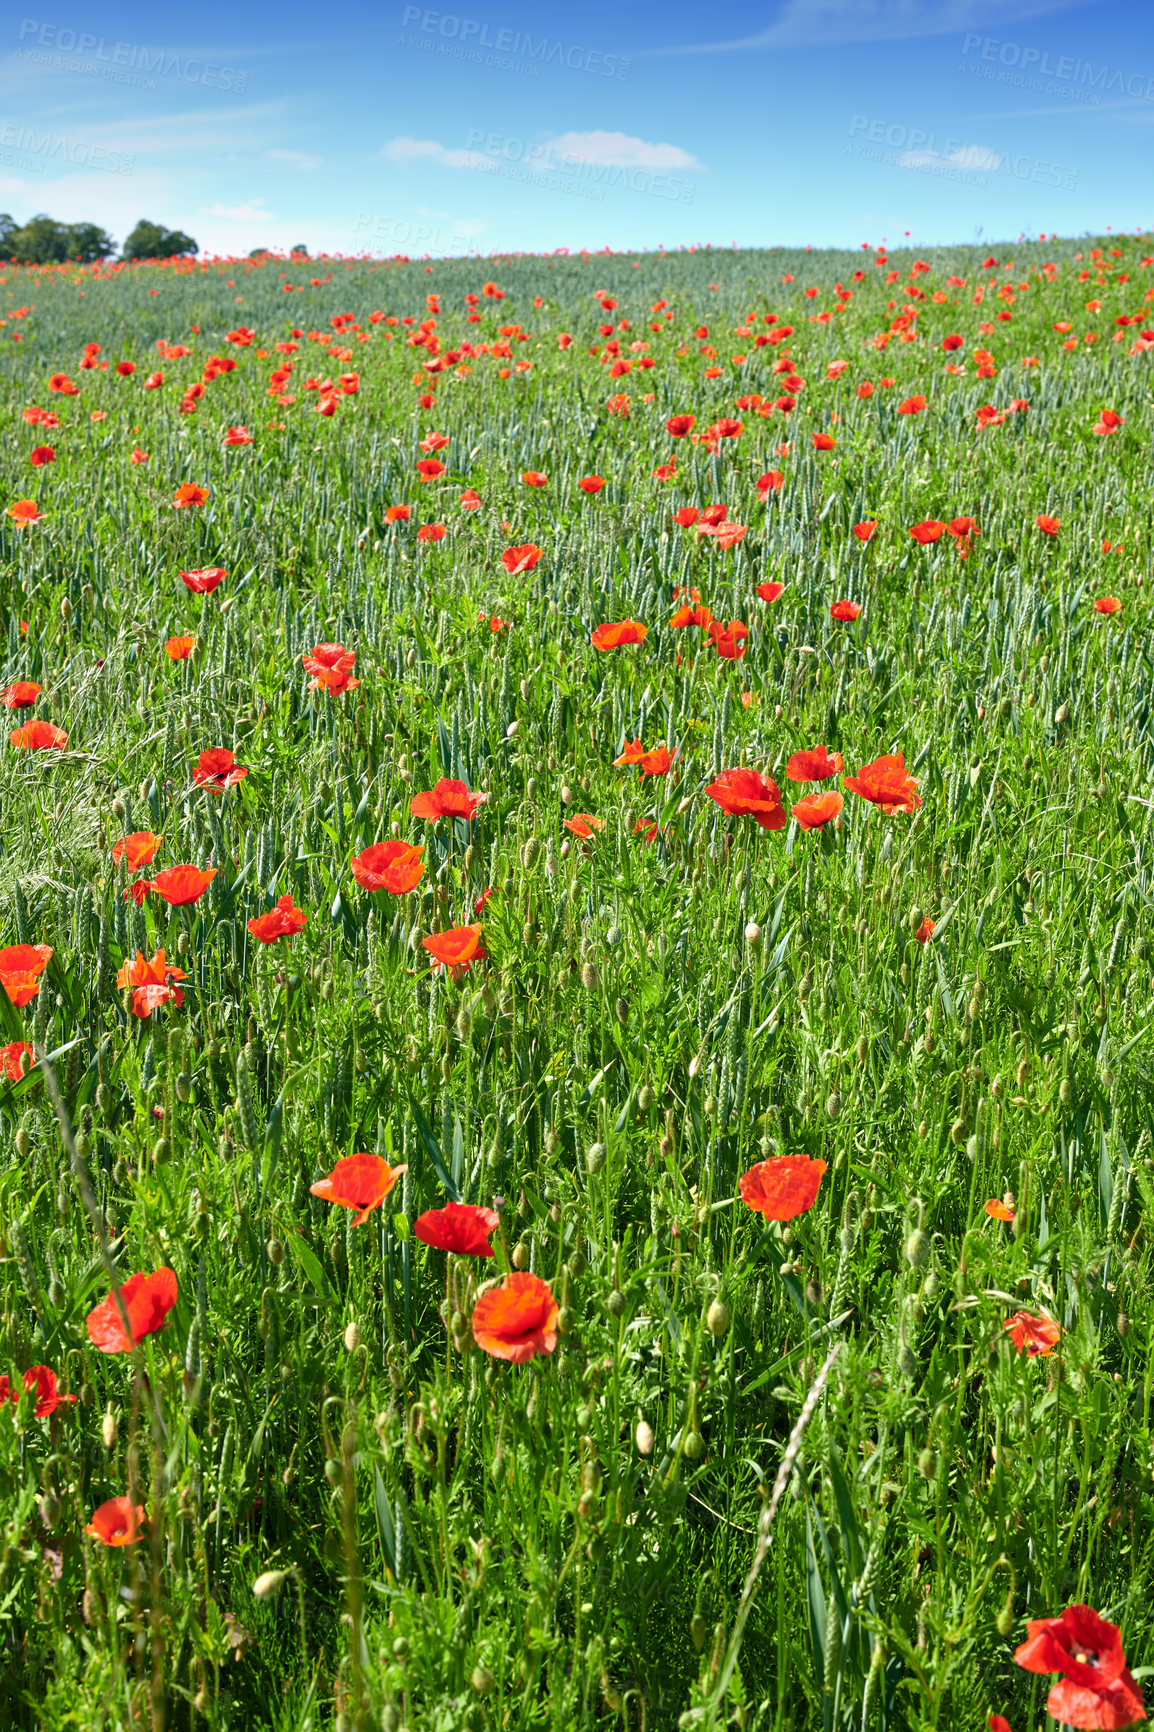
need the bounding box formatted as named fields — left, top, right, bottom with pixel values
left=844, top=753, right=921, bottom=815
left=791, top=792, right=843, bottom=830
left=11, top=719, right=67, bottom=750
left=0, top=1041, right=34, bottom=1081
left=193, top=748, right=249, bottom=792
left=829, top=600, right=861, bottom=622
left=915, top=916, right=935, bottom=943
left=86, top=1267, right=178, bottom=1353
left=757, top=581, right=784, bottom=602
left=165, top=635, right=195, bottom=660
left=86, top=1496, right=145, bottom=1546
left=563, top=813, right=604, bottom=839
left=29, top=446, right=55, bottom=467
left=116, top=948, right=187, bottom=1019
left=423, top=924, right=485, bottom=978
left=6, top=499, right=46, bottom=524
left=673, top=507, right=701, bottom=528
left=472, top=1271, right=559, bottom=1363
left=385, top=504, right=411, bottom=522
left=1094, top=596, right=1122, bottom=615
left=739, top=1154, right=827, bottom=1221
left=180, top=567, right=225, bottom=594
left=0, top=681, right=40, bottom=708
left=414, top=1201, right=500, bottom=1257
left=410, top=778, right=487, bottom=822
left=591, top=620, right=647, bottom=651
left=416, top=458, right=446, bottom=481
left=812, top=432, right=837, bottom=451
left=1036, top=514, right=1060, bottom=537
left=0, top=943, right=52, bottom=1007
left=909, top=520, right=946, bottom=545
left=150, top=865, right=216, bottom=906
left=303, top=643, right=358, bottom=694
left=310, top=1154, right=406, bottom=1225
left=112, top=832, right=162, bottom=871
left=247, top=895, right=307, bottom=943
left=666, top=414, right=696, bottom=437
left=416, top=522, right=446, bottom=542
left=897, top=394, right=927, bottom=415
left=1004, top=1310, right=1061, bottom=1357
left=757, top=469, right=784, bottom=498
left=577, top=475, right=605, bottom=494
left=521, top=469, right=548, bottom=486
left=351, top=840, right=425, bottom=894
left=172, top=483, right=209, bottom=508
left=638, top=746, right=673, bottom=777
left=705, top=768, right=786, bottom=831
left=985, top=1199, right=1015, bottom=1222
left=1, top=1364, right=75, bottom=1417
left=786, top=746, right=843, bottom=782
left=1014, top=1604, right=1144, bottom=1730
left=852, top=520, right=878, bottom=542
left=613, top=739, right=646, bottom=766
left=501, top=542, right=544, bottom=574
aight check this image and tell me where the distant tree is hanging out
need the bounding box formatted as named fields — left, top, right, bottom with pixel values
left=0, top=213, right=16, bottom=251
left=6, top=214, right=114, bottom=263
left=122, top=220, right=198, bottom=260
left=290, top=244, right=309, bottom=256
left=63, top=222, right=117, bottom=263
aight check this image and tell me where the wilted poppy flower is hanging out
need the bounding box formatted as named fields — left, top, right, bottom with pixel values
left=11, top=719, right=67, bottom=750
left=1036, top=515, right=1060, bottom=537
left=180, top=567, right=225, bottom=594
left=844, top=753, right=921, bottom=815
left=786, top=746, right=843, bottom=782
left=757, top=581, right=784, bottom=602
left=247, top=895, right=307, bottom=943
left=563, top=813, right=604, bottom=839
left=112, top=831, right=162, bottom=871
left=909, top=520, right=946, bottom=545
left=1005, top=1310, right=1061, bottom=1357
left=591, top=620, right=647, bottom=651
left=171, top=484, right=209, bottom=508
left=310, top=1153, right=406, bottom=1225
left=915, top=916, right=935, bottom=943
left=501, top=543, right=543, bottom=575
left=0, top=1041, right=34, bottom=1081
left=6, top=499, right=46, bottom=524
left=124, top=880, right=152, bottom=907
left=193, top=748, right=249, bottom=792
left=150, top=865, right=216, bottom=906
left=86, top=1267, right=178, bottom=1353
left=634, top=816, right=659, bottom=843
left=165, top=635, right=195, bottom=660
left=351, top=840, right=425, bottom=894
left=705, top=768, right=786, bottom=831
left=4, top=1365, right=76, bottom=1418
left=739, top=1154, right=827, bottom=1221
left=414, top=1201, right=500, bottom=1257
left=577, top=475, right=605, bottom=494
left=985, top=1198, right=1015, bottom=1222
left=410, top=778, right=487, bottom=822
left=791, top=792, right=843, bottom=830
left=666, top=414, right=696, bottom=437
left=416, top=523, right=446, bottom=542
left=830, top=600, right=861, bottom=622
left=472, top=1271, right=559, bottom=1363
left=1094, top=597, right=1122, bottom=615
left=86, top=1497, right=145, bottom=1547
left=116, top=948, right=187, bottom=1019
left=852, top=521, right=878, bottom=542
left=0, top=943, right=52, bottom=1007
left=1014, top=1604, right=1144, bottom=1731
left=423, top=924, right=485, bottom=978
left=0, top=681, right=41, bottom=708
left=521, top=470, right=548, bottom=486
left=385, top=504, right=412, bottom=522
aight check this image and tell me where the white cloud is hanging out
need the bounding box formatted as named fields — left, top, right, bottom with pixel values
left=644, top=0, right=1088, bottom=54
left=378, top=130, right=703, bottom=174
left=265, top=147, right=320, bottom=171
left=545, top=131, right=703, bottom=171
left=199, top=198, right=276, bottom=223
left=379, top=135, right=495, bottom=170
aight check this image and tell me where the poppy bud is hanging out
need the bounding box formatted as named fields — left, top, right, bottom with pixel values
left=1059, top=1077, right=1072, bottom=1104
left=635, top=1418, right=654, bottom=1454
left=949, top=1118, right=967, bottom=1145
left=323, top=1458, right=342, bottom=1487
left=101, top=1409, right=118, bottom=1448
left=586, top=1142, right=606, bottom=1174
left=637, top=1084, right=655, bottom=1111
left=506, top=720, right=520, bottom=739
left=825, top=1091, right=842, bottom=1120
left=615, top=996, right=629, bottom=1025
left=15, top=1128, right=31, bottom=1158
left=744, top=921, right=762, bottom=950
left=683, top=1430, right=705, bottom=1461
left=706, top=1300, right=730, bottom=1336
left=905, top=1228, right=929, bottom=1267
left=253, top=1569, right=289, bottom=1600
left=60, top=595, right=73, bottom=621
left=344, top=1321, right=360, bottom=1352
left=560, top=784, right=573, bottom=805
left=691, top=1614, right=708, bottom=1652
left=606, top=1289, right=626, bottom=1316
left=909, top=905, right=923, bottom=933
left=917, top=1447, right=937, bottom=1480
left=521, top=837, right=541, bottom=869
left=1117, top=1310, right=1130, bottom=1336
left=581, top=960, right=599, bottom=991
left=405, top=648, right=417, bottom=668
left=471, top=1665, right=495, bottom=1696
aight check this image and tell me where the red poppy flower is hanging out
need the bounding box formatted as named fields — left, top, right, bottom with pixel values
left=852, top=521, right=878, bottom=542
left=150, top=865, right=216, bottom=906
left=472, top=1271, right=559, bottom=1363
left=7, top=1365, right=76, bottom=1418
left=423, top=924, right=485, bottom=978
left=634, top=816, right=659, bottom=844
left=29, top=446, right=55, bottom=467
left=0, top=1041, right=33, bottom=1081
left=521, top=470, right=548, bottom=486
left=897, top=394, right=927, bottom=415
left=414, top=1201, right=500, bottom=1257
left=1004, top=1310, right=1061, bottom=1357
left=501, top=543, right=544, bottom=575
left=577, top=475, right=605, bottom=494
left=757, top=470, right=784, bottom=498
left=416, top=458, right=446, bottom=481
left=310, top=1153, right=406, bottom=1225
left=1094, top=597, right=1122, bottom=615
left=915, top=916, right=935, bottom=943
left=591, top=620, right=647, bottom=651
left=223, top=425, right=253, bottom=446
left=124, top=880, right=152, bottom=907
left=786, top=746, right=843, bottom=782
left=909, top=520, right=946, bottom=545
left=613, top=739, right=646, bottom=766
left=7, top=499, right=46, bottom=524
left=86, top=1496, right=145, bottom=1546
left=193, top=748, right=249, bottom=792
left=709, top=620, right=749, bottom=660
left=116, top=948, right=187, bottom=1019
left=410, top=779, right=487, bottom=822
left=830, top=600, right=861, bottom=622
left=1036, top=514, right=1060, bottom=537
left=941, top=334, right=964, bottom=351
left=666, top=414, right=696, bottom=437
left=416, top=523, right=446, bottom=542
left=639, top=746, right=673, bottom=777
left=172, top=484, right=209, bottom=509
left=112, top=832, right=162, bottom=871
left=86, top=1267, right=178, bottom=1353
left=739, top=1154, right=827, bottom=1221
left=11, top=718, right=67, bottom=751
left=48, top=373, right=78, bottom=394
left=653, top=461, right=677, bottom=482
left=385, top=504, right=412, bottom=522
left=857, top=382, right=875, bottom=399
left=419, top=430, right=449, bottom=452
left=812, top=433, right=837, bottom=451
left=757, top=582, right=784, bottom=603
left=705, top=768, right=786, bottom=831
left=791, top=792, right=843, bottom=830
left=1092, top=409, right=1123, bottom=436
left=247, top=895, right=307, bottom=943
left=165, top=635, right=195, bottom=660
left=0, top=943, right=52, bottom=1008
left=0, top=681, right=41, bottom=708
left=563, top=813, right=604, bottom=839
left=478, top=614, right=508, bottom=633
left=1014, top=1604, right=1145, bottom=1730
left=673, top=507, right=702, bottom=528
left=844, top=753, right=921, bottom=814
left=180, top=567, right=226, bottom=594
left=351, top=840, right=425, bottom=893
left=130, top=448, right=149, bottom=464
left=702, top=522, right=749, bottom=549
left=985, top=1199, right=1015, bottom=1222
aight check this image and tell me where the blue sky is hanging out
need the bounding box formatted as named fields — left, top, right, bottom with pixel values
left=0, top=0, right=1150, bottom=256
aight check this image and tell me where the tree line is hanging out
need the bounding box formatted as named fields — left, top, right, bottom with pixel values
left=0, top=215, right=197, bottom=263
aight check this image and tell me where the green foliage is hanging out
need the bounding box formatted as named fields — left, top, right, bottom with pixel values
left=5, top=212, right=115, bottom=263
left=121, top=219, right=199, bottom=261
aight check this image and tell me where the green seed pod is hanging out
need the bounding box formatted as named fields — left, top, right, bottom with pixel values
left=905, top=1229, right=929, bottom=1268
left=706, top=1300, right=730, bottom=1337
left=682, top=1430, right=704, bottom=1461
